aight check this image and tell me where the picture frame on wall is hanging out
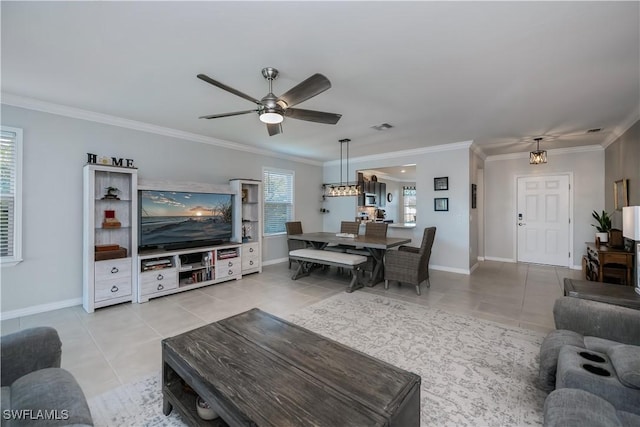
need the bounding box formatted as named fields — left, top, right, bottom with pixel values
left=614, top=178, right=628, bottom=210
left=434, top=177, right=448, bottom=191
left=471, top=183, right=477, bottom=209
left=434, top=198, right=449, bottom=211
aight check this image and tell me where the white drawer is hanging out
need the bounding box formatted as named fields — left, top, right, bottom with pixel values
left=140, top=271, right=178, bottom=295
left=95, top=277, right=131, bottom=302
left=140, top=269, right=177, bottom=285
left=242, top=256, right=260, bottom=270
left=216, top=263, right=241, bottom=279
left=243, top=243, right=260, bottom=257
left=95, top=258, right=131, bottom=281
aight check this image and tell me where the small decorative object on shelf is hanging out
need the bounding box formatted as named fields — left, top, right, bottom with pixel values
left=103, top=186, right=121, bottom=200
left=102, top=210, right=121, bottom=228
left=242, top=189, right=248, bottom=202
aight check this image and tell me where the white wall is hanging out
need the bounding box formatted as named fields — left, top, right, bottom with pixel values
left=0, top=104, right=323, bottom=314
left=484, top=147, right=604, bottom=267
left=322, top=142, right=472, bottom=274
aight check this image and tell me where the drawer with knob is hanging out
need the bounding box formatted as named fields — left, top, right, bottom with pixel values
left=95, top=258, right=132, bottom=281
left=95, top=277, right=132, bottom=302
left=140, top=270, right=178, bottom=295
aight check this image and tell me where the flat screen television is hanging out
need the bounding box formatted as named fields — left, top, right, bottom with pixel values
left=139, top=190, right=233, bottom=251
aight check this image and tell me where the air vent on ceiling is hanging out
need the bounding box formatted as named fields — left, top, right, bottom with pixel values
left=371, top=123, right=393, bottom=131
left=587, top=128, right=602, bottom=133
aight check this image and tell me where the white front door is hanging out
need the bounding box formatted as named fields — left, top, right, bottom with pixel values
left=517, top=175, right=570, bottom=267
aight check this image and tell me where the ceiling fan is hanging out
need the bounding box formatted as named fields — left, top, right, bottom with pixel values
left=197, top=67, right=342, bottom=136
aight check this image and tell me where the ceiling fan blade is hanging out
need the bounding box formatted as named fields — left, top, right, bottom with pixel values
left=199, top=110, right=257, bottom=119
left=267, top=123, right=282, bottom=136
left=197, top=74, right=261, bottom=105
left=276, top=73, right=331, bottom=109
left=284, top=108, right=342, bottom=124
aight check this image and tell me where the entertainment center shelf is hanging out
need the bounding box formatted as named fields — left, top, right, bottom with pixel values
left=138, top=244, right=241, bottom=303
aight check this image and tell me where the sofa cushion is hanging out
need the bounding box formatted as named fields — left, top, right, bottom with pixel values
left=543, top=388, right=623, bottom=427
left=10, top=368, right=93, bottom=426
left=584, top=336, right=626, bottom=354
left=608, top=345, right=640, bottom=389
left=539, top=330, right=585, bottom=391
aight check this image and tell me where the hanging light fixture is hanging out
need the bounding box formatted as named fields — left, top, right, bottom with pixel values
left=322, top=138, right=361, bottom=197
left=529, top=137, right=547, bottom=164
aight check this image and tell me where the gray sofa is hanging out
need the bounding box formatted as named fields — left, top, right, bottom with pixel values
left=1, top=327, right=93, bottom=426
left=539, top=297, right=640, bottom=427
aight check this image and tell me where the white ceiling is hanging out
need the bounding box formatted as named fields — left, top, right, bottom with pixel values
left=2, top=2, right=638, bottom=163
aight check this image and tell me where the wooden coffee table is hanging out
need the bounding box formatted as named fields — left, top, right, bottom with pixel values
left=162, top=309, right=421, bottom=426
left=563, top=278, right=640, bottom=310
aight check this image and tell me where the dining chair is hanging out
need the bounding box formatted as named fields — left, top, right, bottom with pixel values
left=286, top=221, right=307, bottom=268
left=384, top=226, right=436, bottom=295
left=325, top=221, right=361, bottom=253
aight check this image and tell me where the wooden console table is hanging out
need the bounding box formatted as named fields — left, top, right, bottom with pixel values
left=162, top=308, right=420, bottom=426
left=585, top=243, right=634, bottom=286
left=563, top=278, right=640, bottom=310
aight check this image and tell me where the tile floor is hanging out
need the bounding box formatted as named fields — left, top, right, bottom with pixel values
left=0, top=260, right=582, bottom=398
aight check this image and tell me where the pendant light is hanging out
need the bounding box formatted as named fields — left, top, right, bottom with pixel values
left=529, top=137, right=547, bottom=165
left=323, top=138, right=361, bottom=197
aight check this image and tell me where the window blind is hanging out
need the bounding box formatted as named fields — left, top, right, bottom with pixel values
left=263, top=169, right=294, bottom=235
left=0, top=127, right=22, bottom=262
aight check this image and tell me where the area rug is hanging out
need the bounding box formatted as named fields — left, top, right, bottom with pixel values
left=88, top=291, right=548, bottom=426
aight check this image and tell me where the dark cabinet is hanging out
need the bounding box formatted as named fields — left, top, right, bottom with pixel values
left=378, top=183, right=386, bottom=207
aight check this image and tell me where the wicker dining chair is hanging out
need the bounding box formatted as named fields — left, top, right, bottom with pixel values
left=325, top=221, right=361, bottom=253
left=286, top=221, right=307, bottom=268
left=384, top=227, right=436, bottom=295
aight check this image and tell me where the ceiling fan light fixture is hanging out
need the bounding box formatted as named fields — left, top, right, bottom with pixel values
left=259, top=111, right=284, bottom=124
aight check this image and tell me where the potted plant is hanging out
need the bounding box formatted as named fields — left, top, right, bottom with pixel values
left=591, top=210, right=612, bottom=243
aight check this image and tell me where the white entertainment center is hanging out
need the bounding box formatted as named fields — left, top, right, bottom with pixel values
left=82, top=165, right=262, bottom=313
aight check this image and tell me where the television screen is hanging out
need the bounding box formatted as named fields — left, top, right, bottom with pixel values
left=139, top=190, right=233, bottom=250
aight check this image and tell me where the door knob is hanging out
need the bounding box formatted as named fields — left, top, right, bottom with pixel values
left=518, top=222, right=526, bottom=226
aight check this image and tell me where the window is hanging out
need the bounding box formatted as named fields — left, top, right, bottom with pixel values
left=263, top=168, right=294, bottom=235
left=1, top=126, right=23, bottom=265
left=403, top=186, right=416, bottom=223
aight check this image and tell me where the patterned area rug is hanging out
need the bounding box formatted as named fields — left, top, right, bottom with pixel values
left=88, top=292, right=547, bottom=426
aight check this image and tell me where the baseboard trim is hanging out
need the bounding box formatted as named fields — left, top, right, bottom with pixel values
left=1, top=298, right=82, bottom=321
left=469, top=262, right=480, bottom=274
left=262, top=257, right=288, bottom=267
left=431, top=265, right=471, bottom=275
left=483, top=256, right=517, bottom=263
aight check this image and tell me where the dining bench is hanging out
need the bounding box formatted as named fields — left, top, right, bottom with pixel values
left=289, top=248, right=368, bottom=292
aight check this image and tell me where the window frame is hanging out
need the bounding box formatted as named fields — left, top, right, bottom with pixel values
left=1, top=126, right=24, bottom=266
left=402, top=186, right=417, bottom=224
left=262, top=167, right=295, bottom=237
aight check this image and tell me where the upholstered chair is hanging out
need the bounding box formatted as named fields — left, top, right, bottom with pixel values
left=384, top=226, right=436, bottom=295
left=286, top=221, right=307, bottom=268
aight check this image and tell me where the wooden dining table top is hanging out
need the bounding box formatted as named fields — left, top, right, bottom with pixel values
left=287, top=232, right=411, bottom=250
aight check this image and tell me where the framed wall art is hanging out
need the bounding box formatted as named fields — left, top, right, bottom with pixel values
left=614, top=178, right=628, bottom=210
left=471, top=183, right=477, bottom=209
left=434, top=197, right=449, bottom=211
left=434, top=177, right=448, bottom=191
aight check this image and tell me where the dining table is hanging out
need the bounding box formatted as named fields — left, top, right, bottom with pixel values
left=287, top=232, right=411, bottom=286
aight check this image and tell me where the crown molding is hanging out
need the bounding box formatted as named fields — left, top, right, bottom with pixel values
left=485, top=144, right=604, bottom=162
left=469, top=142, right=487, bottom=160
left=323, top=140, right=473, bottom=166
left=1, top=93, right=323, bottom=166
left=601, top=108, right=639, bottom=149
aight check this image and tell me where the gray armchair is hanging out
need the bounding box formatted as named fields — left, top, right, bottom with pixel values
left=539, top=297, right=640, bottom=426
left=1, top=327, right=93, bottom=426
left=384, top=227, right=436, bottom=295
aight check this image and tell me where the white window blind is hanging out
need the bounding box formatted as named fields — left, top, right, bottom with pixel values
left=263, top=168, right=294, bottom=235
left=1, top=127, right=23, bottom=265
left=403, top=186, right=417, bottom=223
